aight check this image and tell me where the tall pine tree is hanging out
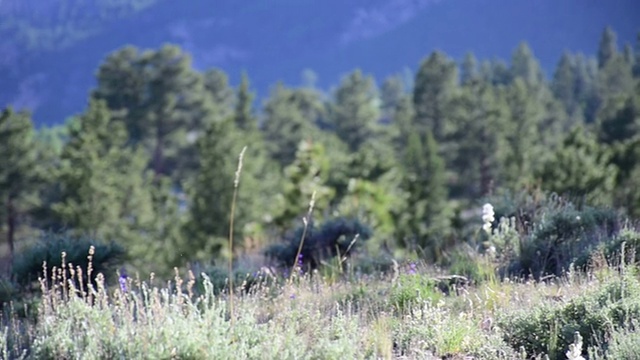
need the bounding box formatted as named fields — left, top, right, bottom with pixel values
left=0, top=107, right=40, bottom=272
left=396, top=130, right=450, bottom=260
left=330, top=70, right=380, bottom=152
left=53, top=99, right=153, bottom=244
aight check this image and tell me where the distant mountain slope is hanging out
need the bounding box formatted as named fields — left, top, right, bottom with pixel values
left=1, top=0, right=638, bottom=126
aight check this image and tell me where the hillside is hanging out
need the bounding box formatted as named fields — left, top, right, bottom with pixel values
left=1, top=0, right=638, bottom=126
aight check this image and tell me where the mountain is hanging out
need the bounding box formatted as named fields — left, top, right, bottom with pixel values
left=1, top=0, right=638, bottom=127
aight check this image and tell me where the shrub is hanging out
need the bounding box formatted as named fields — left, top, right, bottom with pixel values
left=498, top=269, right=640, bottom=360
left=482, top=189, right=621, bottom=278
left=264, top=217, right=373, bottom=270
left=191, top=265, right=275, bottom=296
left=513, top=204, right=619, bottom=277
left=11, top=231, right=125, bottom=289
left=602, top=321, right=640, bottom=360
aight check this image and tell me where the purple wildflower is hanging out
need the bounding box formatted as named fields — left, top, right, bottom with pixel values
left=119, top=270, right=128, bottom=292
left=409, top=263, right=417, bottom=275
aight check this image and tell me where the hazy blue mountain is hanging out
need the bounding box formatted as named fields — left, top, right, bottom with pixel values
left=1, top=0, right=638, bottom=126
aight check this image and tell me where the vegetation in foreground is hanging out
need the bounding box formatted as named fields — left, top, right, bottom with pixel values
left=2, top=196, right=640, bottom=360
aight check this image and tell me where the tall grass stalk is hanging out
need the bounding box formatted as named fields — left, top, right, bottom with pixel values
left=228, top=145, right=247, bottom=329
left=291, top=191, right=316, bottom=280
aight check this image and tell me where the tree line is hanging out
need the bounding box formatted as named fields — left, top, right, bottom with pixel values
left=1, top=26, right=639, bottom=277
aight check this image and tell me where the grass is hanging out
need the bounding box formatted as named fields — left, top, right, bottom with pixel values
left=2, top=248, right=640, bottom=359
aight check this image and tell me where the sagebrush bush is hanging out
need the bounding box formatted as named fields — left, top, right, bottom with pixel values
left=11, top=232, right=125, bottom=289
left=498, top=268, right=640, bottom=360
left=481, top=189, right=622, bottom=278
left=600, top=321, right=640, bottom=360
left=264, top=217, right=372, bottom=270
left=514, top=204, right=619, bottom=277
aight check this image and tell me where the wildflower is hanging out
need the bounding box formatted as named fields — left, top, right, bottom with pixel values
left=297, top=254, right=304, bottom=274
left=482, top=203, right=495, bottom=234
left=408, top=262, right=417, bottom=275
left=118, top=269, right=128, bottom=292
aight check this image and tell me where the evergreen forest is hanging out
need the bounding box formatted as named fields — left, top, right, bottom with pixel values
left=2, top=25, right=640, bottom=359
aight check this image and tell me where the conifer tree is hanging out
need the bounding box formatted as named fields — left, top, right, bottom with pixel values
left=396, top=130, right=450, bottom=260
left=413, top=51, right=458, bottom=143
left=598, top=26, right=617, bottom=69
left=460, top=52, right=479, bottom=85
left=537, top=126, right=617, bottom=206
left=510, top=42, right=544, bottom=88
left=203, top=68, right=235, bottom=120
left=53, top=99, right=153, bottom=245
left=0, top=107, right=40, bottom=272
left=449, top=80, right=509, bottom=197
left=262, top=83, right=324, bottom=166
left=93, top=44, right=211, bottom=178
left=234, top=72, right=258, bottom=132
left=184, top=116, right=271, bottom=261
left=380, top=75, right=406, bottom=122
left=503, top=78, right=546, bottom=188
left=330, top=70, right=380, bottom=152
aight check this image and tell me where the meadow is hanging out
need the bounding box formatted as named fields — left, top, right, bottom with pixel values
left=2, top=193, right=640, bottom=360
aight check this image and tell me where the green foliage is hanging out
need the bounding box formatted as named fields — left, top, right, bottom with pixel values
left=483, top=189, right=621, bottom=277
left=516, top=205, right=619, bottom=277
left=184, top=118, right=250, bottom=261
left=52, top=99, right=153, bottom=247
left=0, top=107, right=41, bottom=272
left=234, top=72, right=258, bottom=132
left=272, top=139, right=334, bottom=229
left=537, top=126, right=618, bottom=206
left=498, top=271, right=640, bottom=360
left=262, top=83, right=325, bottom=166
left=602, top=321, right=640, bottom=360
left=598, top=26, right=618, bottom=69
left=412, top=51, right=458, bottom=142
left=11, top=231, right=125, bottom=287
left=389, top=273, right=443, bottom=313
left=510, top=42, right=544, bottom=87
left=330, top=69, right=380, bottom=152
left=93, top=44, right=212, bottom=179
left=448, top=78, right=509, bottom=197
left=503, top=78, right=547, bottom=187
left=396, top=130, right=452, bottom=260
left=264, top=217, right=372, bottom=270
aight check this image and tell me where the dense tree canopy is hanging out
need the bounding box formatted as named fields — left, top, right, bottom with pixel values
left=2, top=26, right=640, bottom=278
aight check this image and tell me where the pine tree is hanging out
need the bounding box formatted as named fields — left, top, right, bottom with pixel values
left=510, top=42, right=544, bottom=88
left=93, top=44, right=212, bottom=178
left=53, top=99, right=153, bottom=244
left=203, top=68, right=235, bottom=120
left=537, top=126, right=617, bottom=206
left=0, top=107, right=40, bottom=272
left=262, top=83, right=324, bottom=166
left=380, top=74, right=406, bottom=122
left=598, top=26, right=617, bottom=69
left=552, top=52, right=578, bottom=115
left=272, top=139, right=334, bottom=230
left=503, top=78, right=546, bottom=188
left=184, top=118, right=239, bottom=260
left=396, top=130, right=450, bottom=260
left=449, top=80, right=509, bottom=198
left=331, top=69, right=380, bottom=152
left=234, top=72, right=258, bottom=132
left=460, top=52, right=479, bottom=85
left=413, top=51, right=458, bottom=142
left=184, top=116, right=269, bottom=261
